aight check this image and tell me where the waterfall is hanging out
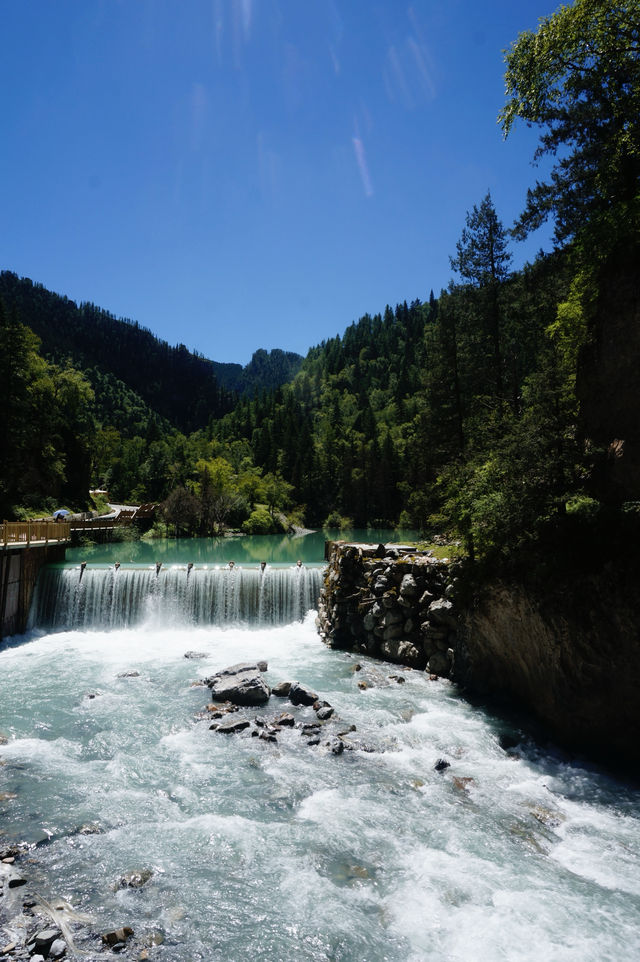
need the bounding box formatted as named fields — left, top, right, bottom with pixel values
left=29, top=564, right=324, bottom=631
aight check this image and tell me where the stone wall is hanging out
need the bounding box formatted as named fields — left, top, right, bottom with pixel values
left=317, top=542, right=458, bottom=675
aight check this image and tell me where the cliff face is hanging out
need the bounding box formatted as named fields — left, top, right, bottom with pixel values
left=457, top=567, right=640, bottom=764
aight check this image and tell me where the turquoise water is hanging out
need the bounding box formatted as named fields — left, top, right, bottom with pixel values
left=66, top=529, right=421, bottom=566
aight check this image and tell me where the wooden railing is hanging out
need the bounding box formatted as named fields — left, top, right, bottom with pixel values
left=1, top=521, right=71, bottom=546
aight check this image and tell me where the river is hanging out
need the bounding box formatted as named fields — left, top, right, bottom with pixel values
left=1, top=535, right=639, bottom=960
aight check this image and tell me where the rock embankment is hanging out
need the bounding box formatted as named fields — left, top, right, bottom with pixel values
left=317, top=542, right=457, bottom=676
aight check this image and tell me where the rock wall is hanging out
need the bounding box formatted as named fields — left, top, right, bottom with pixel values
left=457, top=570, right=640, bottom=765
left=317, top=542, right=457, bottom=675
left=319, top=542, right=640, bottom=766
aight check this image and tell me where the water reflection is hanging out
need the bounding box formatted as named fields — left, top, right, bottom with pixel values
left=66, top=529, right=421, bottom=566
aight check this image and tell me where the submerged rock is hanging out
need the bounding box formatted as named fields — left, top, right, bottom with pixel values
left=102, top=928, right=134, bottom=947
left=275, top=712, right=295, bottom=727
left=116, top=869, right=153, bottom=889
left=184, top=651, right=207, bottom=660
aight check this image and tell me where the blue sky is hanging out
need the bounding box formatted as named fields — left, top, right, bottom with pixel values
left=2, top=0, right=559, bottom=364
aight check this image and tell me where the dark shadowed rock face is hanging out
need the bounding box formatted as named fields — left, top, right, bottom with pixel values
left=456, top=570, right=640, bottom=765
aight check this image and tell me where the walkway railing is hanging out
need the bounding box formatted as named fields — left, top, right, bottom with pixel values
left=1, top=521, right=71, bottom=546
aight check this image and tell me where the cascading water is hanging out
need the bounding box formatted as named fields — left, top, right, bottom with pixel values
left=29, top=564, right=324, bottom=630
left=2, top=552, right=640, bottom=961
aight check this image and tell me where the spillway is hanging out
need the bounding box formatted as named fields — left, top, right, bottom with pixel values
left=29, top=564, right=324, bottom=630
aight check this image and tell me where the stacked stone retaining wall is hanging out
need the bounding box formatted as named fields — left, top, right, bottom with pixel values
left=317, top=542, right=458, bottom=675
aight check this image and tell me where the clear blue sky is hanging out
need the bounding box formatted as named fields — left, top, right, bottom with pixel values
left=1, top=0, right=559, bottom=364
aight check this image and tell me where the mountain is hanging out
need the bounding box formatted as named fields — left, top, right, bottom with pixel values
left=0, top=271, right=302, bottom=433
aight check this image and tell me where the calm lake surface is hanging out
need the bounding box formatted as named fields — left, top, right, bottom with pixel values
left=1, top=535, right=639, bottom=961
left=65, top=529, right=422, bottom=567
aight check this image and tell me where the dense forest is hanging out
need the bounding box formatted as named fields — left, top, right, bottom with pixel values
left=1, top=0, right=638, bottom=563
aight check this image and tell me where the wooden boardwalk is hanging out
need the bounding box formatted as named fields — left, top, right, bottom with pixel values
left=1, top=521, right=71, bottom=548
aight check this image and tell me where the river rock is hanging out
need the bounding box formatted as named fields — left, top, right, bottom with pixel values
left=427, top=651, right=451, bottom=676
left=214, top=718, right=251, bottom=734
left=207, top=665, right=271, bottom=705
left=315, top=705, right=334, bottom=721
left=102, top=928, right=134, bottom=947
left=49, top=939, right=66, bottom=959
left=33, top=929, right=62, bottom=954
left=117, top=869, right=153, bottom=888
left=434, top=758, right=450, bottom=772
left=288, top=682, right=319, bottom=706
left=184, top=651, right=207, bottom=659
left=275, top=712, right=295, bottom=726
left=258, top=730, right=277, bottom=743
left=271, top=681, right=292, bottom=697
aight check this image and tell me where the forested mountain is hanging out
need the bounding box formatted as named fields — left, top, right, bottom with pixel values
left=213, top=239, right=573, bottom=546
left=0, top=272, right=302, bottom=433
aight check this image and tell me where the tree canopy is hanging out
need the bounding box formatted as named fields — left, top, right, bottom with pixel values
left=500, top=0, right=640, bottom=253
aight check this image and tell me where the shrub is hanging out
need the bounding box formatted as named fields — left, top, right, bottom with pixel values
left=322, top=511, right=354, bottom=530
left=242, top=508, right=281, bottom=534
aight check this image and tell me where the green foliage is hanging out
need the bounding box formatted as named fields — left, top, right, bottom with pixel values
left=566, top=495, right=601, bottom=520
left=0, top=301, right=95, bottom=517
left=323, top=511, right=354, bottom=530
left=500, top=0, right=640, bottom=255
left=241, top=507, right=285, bottom=535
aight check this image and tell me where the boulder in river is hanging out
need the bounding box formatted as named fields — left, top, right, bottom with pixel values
left=206, top=664, right=271, bottom=706
left=212, top=718, right=251, bottom=734
left=289, top=682, right=319, bottom=706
